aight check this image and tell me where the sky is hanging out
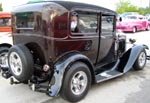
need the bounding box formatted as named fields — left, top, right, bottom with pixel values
left=0, top=0, right=149, bottom=12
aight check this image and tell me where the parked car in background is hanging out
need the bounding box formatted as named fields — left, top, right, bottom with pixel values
left=121, top=12, right=139, bottom=17
left=117, top=15, right=150, bottom=33
left=0, top=12, right=12, bottom=69
left=119, top=12, right=139, bottom=21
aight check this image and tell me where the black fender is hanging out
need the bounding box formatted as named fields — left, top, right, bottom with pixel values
left=143, top=44, right=149, bottom=50
left=48, top=52, right=94, bottom=96
left=143, top=44, right=150, bottom=59
left=118, top=45, right=146, bottom=73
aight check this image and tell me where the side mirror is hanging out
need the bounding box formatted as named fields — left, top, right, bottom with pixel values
left=119, top=17, right=122, bottom=22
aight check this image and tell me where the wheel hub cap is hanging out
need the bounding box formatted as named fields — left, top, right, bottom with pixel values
left=0, top=52, right=8, bottom=68
left=9, top=52, right=22, bottom=76
left=138, top=52, right=146, bottom=67
left=71, top=71, right=88, bottom=95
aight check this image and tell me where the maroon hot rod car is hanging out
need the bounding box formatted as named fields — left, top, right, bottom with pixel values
left=0, top=1, right=147, bottom=102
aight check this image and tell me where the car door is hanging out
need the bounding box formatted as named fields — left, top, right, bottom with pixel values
left=96, top=14, right=116, bottom=65
left=68, top=10, right=99, bottom=64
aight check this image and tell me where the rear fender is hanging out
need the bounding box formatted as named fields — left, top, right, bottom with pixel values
left=118, top=45, right=145, bottom=73
left=48, top=52, right=94, bottom=96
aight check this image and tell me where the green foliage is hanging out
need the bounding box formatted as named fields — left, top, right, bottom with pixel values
left=0, top=3, right=3, bottom=11
left=116, top=0, right=138, bottom=14
left=139, top=7, right=150, bottom=15
left=116, top=0, right=150, bottom=15
left=27, top=0, right=43, bottom=4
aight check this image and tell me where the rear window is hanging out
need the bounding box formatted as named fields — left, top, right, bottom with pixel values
left=13, top=12, right=42, bottom=33
left=15, top=12, right=34, bottom=29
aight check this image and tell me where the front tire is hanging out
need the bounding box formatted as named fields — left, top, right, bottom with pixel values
left=133, top=49, right=146, bottom=70
left=132, top=27, right=136, bottom=33
left=8, top=44, right=34, bottom=82
left=61, top=62, right=91, bottom=102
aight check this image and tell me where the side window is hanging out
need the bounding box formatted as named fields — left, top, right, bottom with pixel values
left=0, top=18, right=11, bottom=27
left=101, top=15, right=114, bottom=33
left=71, top=11, right=98, bottom=33
left=138, top=16, right=143, bottom=20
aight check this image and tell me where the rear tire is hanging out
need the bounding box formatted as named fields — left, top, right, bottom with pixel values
left=61, top=62, right=91, bottom=102
left=133, top=49, right=146, bottom=70
left=8, top=44, right=34, bottom=82
left=146, top=25, right=150, bottom=31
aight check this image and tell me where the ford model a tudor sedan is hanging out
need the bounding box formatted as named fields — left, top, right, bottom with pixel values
left=0, top=1, right=147, bottom=102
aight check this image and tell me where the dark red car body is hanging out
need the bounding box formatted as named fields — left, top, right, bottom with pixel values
left=12, top=1, right=117, bottom=65
left=0, top=1, right=147, bottom=102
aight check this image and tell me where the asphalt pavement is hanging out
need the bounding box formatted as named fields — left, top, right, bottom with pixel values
left=0, top=31, right=150, bottom=103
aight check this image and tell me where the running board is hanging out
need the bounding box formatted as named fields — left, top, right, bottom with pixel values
left=95, top=70, right=123, bottom=83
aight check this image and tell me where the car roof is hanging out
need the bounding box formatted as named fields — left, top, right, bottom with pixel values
left=126, top=15, right=145, bottom=18
left=0, top=12, right=11, bottom=18
left=12, top=1, right=117, bottom=15
left=53, top=1, right=116, bottom=13
left=120, top=12, right=139, bottom=18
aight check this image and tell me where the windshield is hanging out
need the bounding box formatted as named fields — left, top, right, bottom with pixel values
left=0, top=18, right=11, bottom=27
left=127, top=16, right=137, bottom=20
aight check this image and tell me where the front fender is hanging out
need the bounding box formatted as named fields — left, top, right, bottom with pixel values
left=48, top=52, right=94, bottom=96
left=119, top=45, right=145, bottom=73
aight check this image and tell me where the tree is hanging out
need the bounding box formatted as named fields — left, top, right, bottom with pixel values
left=116, top=0, right=138, bottom=14
left=138, top=7, right=150, bottom=15
left=0, top=3, right=3, bottom=11
left=116, top=0, right=150, bottom=15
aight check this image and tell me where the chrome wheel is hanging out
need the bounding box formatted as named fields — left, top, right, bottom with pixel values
left=138, top=52, right=146, bottom=67
left=0, top=52, right=8, bottom=68
left=9, top=52, right=22, bottom=76
left=71, top=71, right=88, bottom=95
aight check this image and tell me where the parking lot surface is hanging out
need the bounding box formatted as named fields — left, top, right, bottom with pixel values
left=0, top=31, right=150, bottom=103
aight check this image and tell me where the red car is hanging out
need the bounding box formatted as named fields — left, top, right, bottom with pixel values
left=117, top=15, right=150, bottom=33
left=0, top=12, right=13, bottom=69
